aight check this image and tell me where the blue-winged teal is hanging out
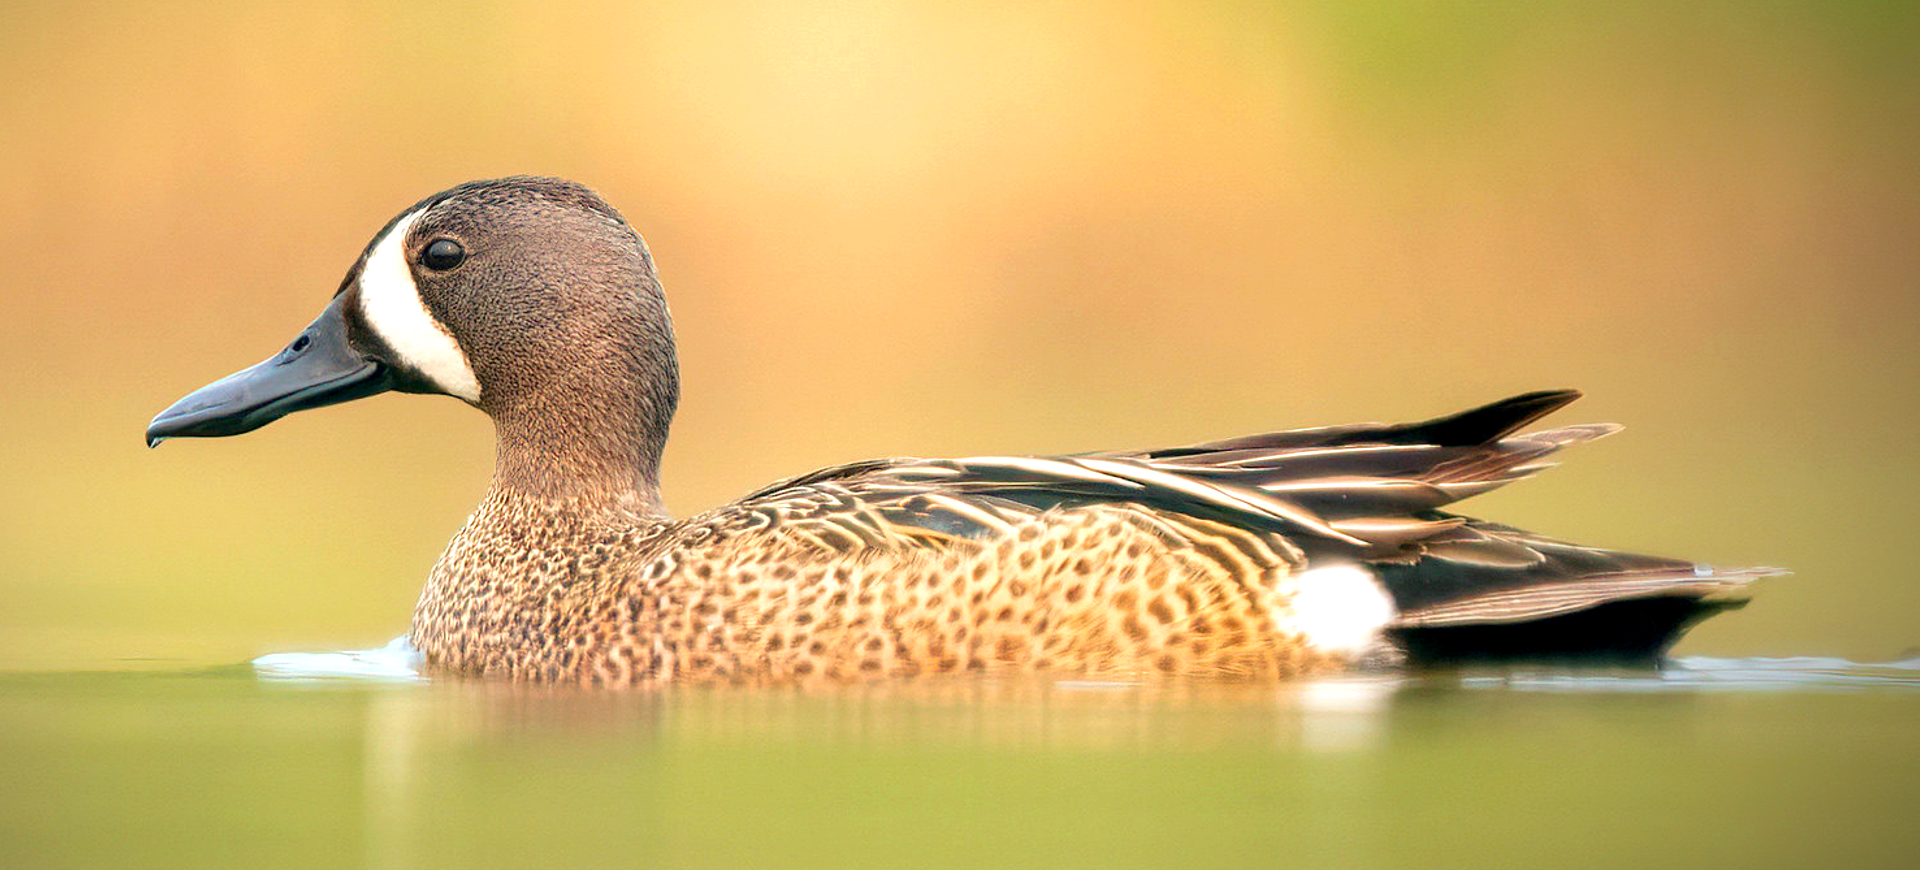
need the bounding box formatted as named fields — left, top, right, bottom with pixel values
left=147, top=177, right=1778, bottom=685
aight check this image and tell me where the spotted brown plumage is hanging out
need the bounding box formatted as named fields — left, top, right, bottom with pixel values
left=147, top=176, right=1782, bottom=686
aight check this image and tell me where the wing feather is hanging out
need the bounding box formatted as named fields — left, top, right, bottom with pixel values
left=725, top=390, right=1778, bottom=636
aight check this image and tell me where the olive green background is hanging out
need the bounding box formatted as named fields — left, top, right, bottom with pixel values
left=2, top=0, right=1915, bottom=667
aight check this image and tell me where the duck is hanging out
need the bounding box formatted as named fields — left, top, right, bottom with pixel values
left=146, top=176, right=1778, bottom=685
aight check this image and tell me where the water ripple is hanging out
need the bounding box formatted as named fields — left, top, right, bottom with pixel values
left=251, top=636, right=423, bottom=683
left=1455, top=656, right=1920, bottom=693
left=250, top=639, right=1920, bottom=693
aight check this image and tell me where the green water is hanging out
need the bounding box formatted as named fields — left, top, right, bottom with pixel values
left=3, top=656, right=1916, bottom=870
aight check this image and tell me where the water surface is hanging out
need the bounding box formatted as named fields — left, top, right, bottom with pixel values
left=3, top=654, right=1916, bottom=869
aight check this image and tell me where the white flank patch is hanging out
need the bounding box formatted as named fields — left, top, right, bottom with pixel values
left=357, top=210, right=482, bottom=402
left=1290, top=564, right=1398, bottom=657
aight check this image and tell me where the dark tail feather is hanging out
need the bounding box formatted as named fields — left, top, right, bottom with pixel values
left=1379, top=556, right=1781, bottom=666
left=1375, top=518, right=1783, bottom=666
left=1384, top=389, right=1583, bottom=447
left=1387, top=596, right=1749, bottom=666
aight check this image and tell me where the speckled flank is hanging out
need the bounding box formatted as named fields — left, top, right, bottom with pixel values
left=412, top=488, right=1350, bottom=687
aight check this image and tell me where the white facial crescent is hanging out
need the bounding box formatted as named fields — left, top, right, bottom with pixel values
left=356, top=210, right=482, bottom=403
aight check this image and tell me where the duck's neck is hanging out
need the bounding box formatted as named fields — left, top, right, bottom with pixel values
left=412, top=465, right=675, bottom=680
left=486, top=389, right=673, bottom=519
left=414, top=396, right=677, bottom=676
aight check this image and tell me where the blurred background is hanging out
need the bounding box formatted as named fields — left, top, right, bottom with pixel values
left=1, top=0, right=1914, bottom=669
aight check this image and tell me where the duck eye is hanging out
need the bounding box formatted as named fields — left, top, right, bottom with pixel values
left=422, top=239, right=465, bottom=271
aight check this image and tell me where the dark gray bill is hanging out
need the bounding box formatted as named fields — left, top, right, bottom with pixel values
left=145, top=294, right=392, bottom=447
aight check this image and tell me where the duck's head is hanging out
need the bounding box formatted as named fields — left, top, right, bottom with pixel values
left=147, top=177, right=679, bottom=507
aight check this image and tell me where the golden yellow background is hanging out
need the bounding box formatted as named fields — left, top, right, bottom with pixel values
left=2, top=1, right=1914, bottom=667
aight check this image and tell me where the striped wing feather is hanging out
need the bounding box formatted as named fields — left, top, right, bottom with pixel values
left=738, top=390, right=1778, bottom=629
